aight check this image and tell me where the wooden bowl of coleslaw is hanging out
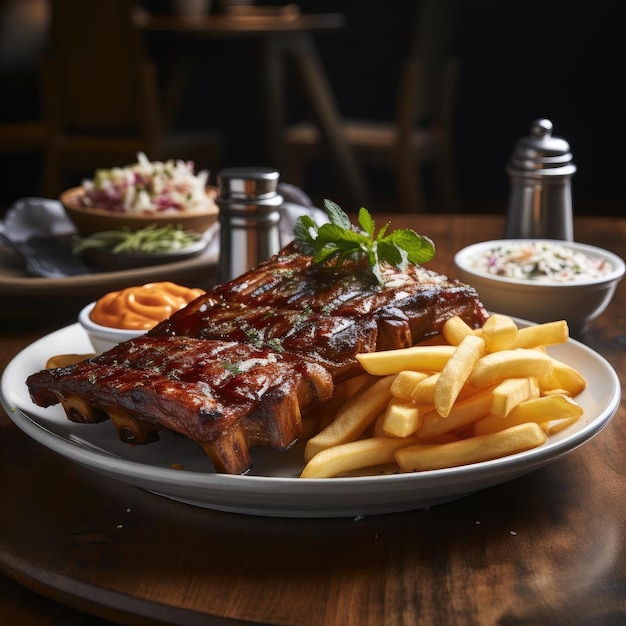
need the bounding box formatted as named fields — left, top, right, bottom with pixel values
left=61, top=186, right=219, bottom=235
left=454, top=239, right=625, bottom=332
left=60, top=154, right=219, bottom=235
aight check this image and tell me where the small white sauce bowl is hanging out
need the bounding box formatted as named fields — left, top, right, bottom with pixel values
left=454, top=239, right=625, bottom=333
left=78, top=301, right=147, bottom=354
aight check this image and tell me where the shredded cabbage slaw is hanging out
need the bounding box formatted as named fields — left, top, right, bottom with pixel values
left=81, top=153, right=210, bottom=214
left=470, top=241, right=613, bottom=283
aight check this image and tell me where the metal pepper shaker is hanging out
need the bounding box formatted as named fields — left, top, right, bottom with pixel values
left=504, top=118, right=576, bottom=241
left=216, top=166, right=283, bottom=283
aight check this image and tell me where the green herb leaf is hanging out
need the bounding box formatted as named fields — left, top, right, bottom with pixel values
left=358, top=207, right=376, bottom=237
left=323, top=199, right=352, bottom=230
left=293, top=199, right=435, bottom=283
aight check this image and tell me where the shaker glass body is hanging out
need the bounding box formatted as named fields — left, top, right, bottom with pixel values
left=505, top=172, right=574, bottom=240
left=504, top=119, right=575, bottom=241
left=216, top=167, right=283, bottom=284
left=218, top=201, right=281, bottom=283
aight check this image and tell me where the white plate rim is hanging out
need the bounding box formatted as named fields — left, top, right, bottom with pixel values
left=1, top=320, right=620, bottom=518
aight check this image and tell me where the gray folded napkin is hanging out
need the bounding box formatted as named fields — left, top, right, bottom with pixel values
left=0, top=197, right=91, bottom=277
left=0, top=186, right=328, bottom=278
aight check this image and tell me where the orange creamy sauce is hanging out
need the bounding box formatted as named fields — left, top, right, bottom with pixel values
left=90, top=281, right=205, bottom=330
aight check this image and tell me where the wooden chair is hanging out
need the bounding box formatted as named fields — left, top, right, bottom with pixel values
left=0, top=120, right=48, bottom=154
left=282, top=0, right=458, bottom=213
left=42, top=0, right=223, bottom=197
left=0, top=0, right=49, bottom=159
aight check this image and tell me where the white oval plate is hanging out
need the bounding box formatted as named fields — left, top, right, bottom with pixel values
left=1, top=321, right=620, bottom=518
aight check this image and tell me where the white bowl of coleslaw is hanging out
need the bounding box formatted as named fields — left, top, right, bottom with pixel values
left=454, top=239, right=625, bottom=332
left=61, top=153, right=219, bottom=235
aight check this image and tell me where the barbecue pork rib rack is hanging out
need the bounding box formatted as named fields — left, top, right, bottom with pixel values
left=27, top=244, right=488, bottom=474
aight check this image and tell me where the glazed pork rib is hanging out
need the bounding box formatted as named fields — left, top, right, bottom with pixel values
left=151, top=302, right=380, bottom=381
left=27, top=336, right=334, bottom=474
left=26, top=246, right=488, bottom=474
left=150, top=244, right=489, bottom=379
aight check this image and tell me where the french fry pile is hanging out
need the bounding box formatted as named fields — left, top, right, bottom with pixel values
left=300, top=314, right=586, bottom=478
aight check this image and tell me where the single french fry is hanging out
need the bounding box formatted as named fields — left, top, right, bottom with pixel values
left=434, top=334, right=485, bottom=417
left=409, top=373, right=440, bottom=405
left=372, top=412, right=389, bottom=437
left=390, top=370, right=429, bottom=400
left=46, top=353, right=95, bottom=369
left=481, top=314, right=519, bottom=352
left=343, top=373, right=375, bottom=396
left=469, top=349, right=553, bottom=388
left=491, top=377, right=540, bottom=417
left=395, top=423, right=548, bottom=471
left=442, top=316, right=478, bottom=346
left=410, top=372, right=478, bottom=406
left=474, top=393, right=583, bottom=435
left=304, top=375, right=396, bottom=460
left=356, top=345, right=455, bottom=376
left=418, top=387, right=493, bottom=440
left=508, top=393, right=583, bottom=422
left=512, top=320, right=569, bottom=349
left=301, top=436, right=417, bottom=478
left=382, top=398, right=426, bottom=437
left=542, top=415, right=582, bottom=435
left=541, top=388, right=574, bottom=397
left=538, top=356, right=587, bottom=396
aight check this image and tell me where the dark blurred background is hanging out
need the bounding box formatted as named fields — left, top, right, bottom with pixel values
left=0, top=0, right=624, bottom=216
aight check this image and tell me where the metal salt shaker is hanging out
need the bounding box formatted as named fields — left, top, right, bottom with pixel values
left=504, top=118, right=576, bottom=241
left=216, top=167, right=283, bottom=283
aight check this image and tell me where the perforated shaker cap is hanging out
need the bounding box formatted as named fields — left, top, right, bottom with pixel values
left=507, top=119, right=576, bottom=176
left=217, top=167, right=280, bottom=200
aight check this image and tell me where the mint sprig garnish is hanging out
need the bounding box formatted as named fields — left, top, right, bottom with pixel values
left=293, top=199, right=435, bottom=283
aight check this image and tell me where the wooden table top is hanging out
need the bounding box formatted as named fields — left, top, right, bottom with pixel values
left=138, top=10, right=346, bottom=38
left=1, top=214, right=625, bottom=626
